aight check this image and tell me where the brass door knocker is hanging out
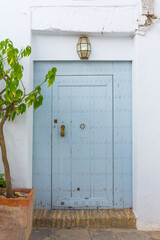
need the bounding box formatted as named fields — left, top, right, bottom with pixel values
left=61, top=125, right=65, bottom=137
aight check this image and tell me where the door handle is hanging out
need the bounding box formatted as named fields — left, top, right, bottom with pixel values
left=61, top=125, right=65, bottom=137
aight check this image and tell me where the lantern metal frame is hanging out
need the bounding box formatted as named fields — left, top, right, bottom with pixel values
left=77, top=36, right=91, bottom=60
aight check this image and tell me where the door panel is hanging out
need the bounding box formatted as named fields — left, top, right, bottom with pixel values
left=52, top=76, right=113, bottom=209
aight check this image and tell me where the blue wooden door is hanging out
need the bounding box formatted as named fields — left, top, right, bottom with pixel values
left=52, top=76, right=113, bottom=209
left=33, top=61, right=132, bottom=210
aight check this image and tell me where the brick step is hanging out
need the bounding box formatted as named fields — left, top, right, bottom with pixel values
left=33, top=208, right=136, bottom=229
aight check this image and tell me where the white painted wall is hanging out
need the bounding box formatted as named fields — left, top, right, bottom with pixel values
left=0, top=0, right=32, bottom=188
left=32, top=34, right=133, bottom=61
left=133, top=16, right=160, bottom=231
left=31, top=6, right=135, bottom=35
left=1, top=0, right=160, bottom=230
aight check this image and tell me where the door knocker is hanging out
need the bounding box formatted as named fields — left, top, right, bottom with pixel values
left=61, top=125, right=65, bottom=137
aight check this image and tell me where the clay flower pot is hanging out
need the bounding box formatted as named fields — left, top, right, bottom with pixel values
left=0, top=188, right=35, bottom=240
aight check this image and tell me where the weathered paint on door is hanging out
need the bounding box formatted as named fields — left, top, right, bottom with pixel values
left=33, top=61, right=132, bottom=210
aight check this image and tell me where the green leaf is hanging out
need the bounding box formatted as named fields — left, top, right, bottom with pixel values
left=21, top=46, right=31, bottom=58
left=35, top=85, right=41, bottom=94
left=0, top=174, right=6, bottom=188
left=47, top=67, right=57, bottom=87
left=27, top=101, right=32, bottom=108
left=24, top=96, right=29, bottom=103
left=33, top=95, right=43, bottom=110
left=25, top=46, right=31, bottom=56
left=0, top=99, right=3, bottom=106
left=15, top=89, right=23, bottom=100
left=3, top=93, right=9, bottom=100
left=11, top=111, right=16, bottom=121
left=17, top=103, right=26, bottom=114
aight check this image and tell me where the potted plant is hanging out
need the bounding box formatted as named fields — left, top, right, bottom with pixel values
left=0, top=39, right=56, bottom=240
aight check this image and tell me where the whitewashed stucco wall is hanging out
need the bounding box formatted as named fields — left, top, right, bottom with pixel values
left=32, top=34, right=133, bottom=61
left=0, top=1, right=32, bottom=188
left=133, top=22, right=160, bottom=232
left=1, top=0, right=160, bottom=230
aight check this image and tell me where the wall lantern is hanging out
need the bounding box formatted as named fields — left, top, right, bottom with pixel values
left=77, top=36, right=91, bottom=60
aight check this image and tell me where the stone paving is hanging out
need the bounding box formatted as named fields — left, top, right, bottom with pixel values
left=29, top=228, right=160, bottom=240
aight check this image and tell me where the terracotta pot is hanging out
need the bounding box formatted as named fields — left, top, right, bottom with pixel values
left=0, top=188, right=35, bottom=240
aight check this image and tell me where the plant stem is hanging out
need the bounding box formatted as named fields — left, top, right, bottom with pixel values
left=0, top=112, right=13, bottom=197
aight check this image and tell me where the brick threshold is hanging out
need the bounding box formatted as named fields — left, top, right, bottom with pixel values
left=33, top=208, right=136, bottom=229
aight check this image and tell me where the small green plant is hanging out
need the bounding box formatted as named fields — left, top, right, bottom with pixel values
left=0, top=39, right=56, bottom=197
left=0, top=174, right=6, bottom=188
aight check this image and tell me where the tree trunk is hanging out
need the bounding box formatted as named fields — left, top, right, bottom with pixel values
left=0, top=115, right=13, bottom=198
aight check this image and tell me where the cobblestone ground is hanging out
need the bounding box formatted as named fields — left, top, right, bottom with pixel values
left=29, top=228, right=160, bottom=240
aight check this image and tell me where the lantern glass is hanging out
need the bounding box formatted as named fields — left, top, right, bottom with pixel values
left=77, top=45, right=81, bottom=51
left=77, top=36, right=91, bottom=60
left=78, top=52, right=82, bottom=58
left=87, top=52, right=90, bottom=58
left=81, top=44, right=88, bottom=50
left=82, top=50, right=87, bottom=58
left=81, top=38, right=86, bottom=43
